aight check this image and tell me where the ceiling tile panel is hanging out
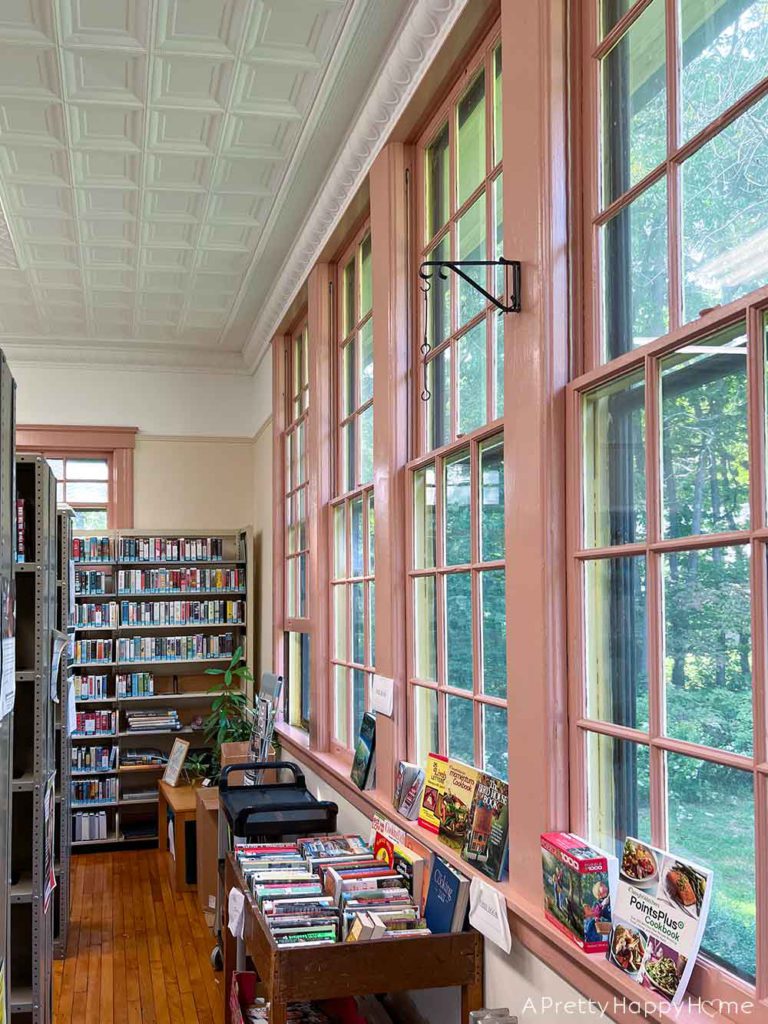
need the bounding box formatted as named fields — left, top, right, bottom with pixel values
left=244, top=0, right=344, bottom=68
left=68, top=105, right=142, bottom=150
left=0, top=100, right=66, bottom=147
left=0, top=1, right=55, bottom=44
left=149, top=55, right=233, bottom=111
left=145, top=153, right=211, bottom=190
left=155, top=0, right=250, bottom=57
left=62, top=49, right=146, bottom=106
left=57, top=0, right=150, bottom=50
left=0, top=46, right=61, bottom=99
left=71, top=150, right=140, bottom=188
left=144, top=189, right=204, bottom=222
left=147, top=108, right=222, bottom=154
left=0, top=144, right=70, bottom=185
left=76, top=187, right=138, bottom=219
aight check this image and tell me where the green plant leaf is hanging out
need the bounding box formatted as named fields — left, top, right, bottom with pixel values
left=205, top=667, right=224, bottom=676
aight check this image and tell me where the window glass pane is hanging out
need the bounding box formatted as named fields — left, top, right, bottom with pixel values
left=413, top=685, right=438, bottom=765
left=493, top=46, right=502, bottom=165
left=350, top=495, right=363, bottom=577
left=457, top=70, right=486, bottom=206
left=297, top=487, right=306, bottom=550
left=368, top=581, right=376, bottom=666
left=342, top=339, right=356, bottom=417
left=601, top=0, right=634, bottom=36
left=296, top=421, right=306, bottom=485
left=667, top=754, right=755, bottom=981
left=583, top=370, right=646, bottom=547
left=426, top=234, right=451, bottom=348
left=359, top=318, right=373, bottom=405
left=682, top=92, right=768, bottom=321
left=47, top=458, right=64, bottom=480
left=426, top=123, right=450, bottom=241
left=601, top=0, right=666, bottom=207
left=444, top=448, right=471, bottom=566
left=334, top=584, right=347, bottom=661
left=352, top=581, right=365, bottom=665
left=480, top=436, right=504, bottom=561
left=300, top=632, right=310, bottom=723
left=342, top=421, right=356, bottom=493
left=360, top=405, right=373, bottom=486
left=680, top=0, right=768, bottom=144
left=663, top=544, right=752, bottom=755
left=285, top=433, right=292, bottom=494
left=334, top=665, right=348, bottom=747
left=447, top=694, right=474, bottom=765
left=56, top=482, right=64, bottom=504
left=457, top=321, right=487, bottom=436
left=585, top=556, right=648, bottom=730
left=482, top=704, right=508, bottom=781
left=481, top=569, right=506, bottom=699
left=413, top=464, right=437, bottom=570
left=601, top=176, right=669, bottom=359
left=353, top=669, right=367, bottom=741
left=286, top=497, right=297, bottom=556
left=662, top=324, right=749, bottom=538
left=446, top=572, right=473, bottom=692
left=74, top=509, right=107, bottom=530
left=67, top=481, right=108, bottom=503
left=494, top=316, right=504, bottom=418
left=67, top=458, right=109, bottom=480
left=493, top=173, right=504, bottom=299
left=427, top=348, right=451, bottom=452
left=360, top=233, right=372, bottom=317
left=286, top=558, right=296, bottom=618
left=333, top=505, right=346, bottom=578
left=414, top=575, right=437, bottom=680
left=298, top=554, right=307, bottom=617
left=586, top=732, right=651, bottom=859
left=343, top=258, right=355, bottom=336
left=457, top=193, right=487, bottom=329
left=367, top=492, right=375, bottom=573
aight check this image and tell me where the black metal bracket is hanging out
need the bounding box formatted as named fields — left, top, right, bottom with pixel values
left=418, top=257, right=521, bottom=315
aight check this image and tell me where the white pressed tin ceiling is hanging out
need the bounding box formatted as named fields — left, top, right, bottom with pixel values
left=0, top=0, right=371, bottom=371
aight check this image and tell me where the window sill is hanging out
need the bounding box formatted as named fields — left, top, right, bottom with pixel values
left=275, top=726, right=751, bottom=1024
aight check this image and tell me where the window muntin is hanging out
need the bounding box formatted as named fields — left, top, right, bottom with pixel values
left=45, top=455, right=110, bottom=529
left=593, top=0, right=768, bottom=364
left=285, top=323, right=309, bottom=623
left=419, top=39, right=504, bottom=453
left=408, top=429, right=507, bottom=780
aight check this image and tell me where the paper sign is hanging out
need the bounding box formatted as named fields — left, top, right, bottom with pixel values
left=228, top=886, right=246, bottom=939
left=371, top=674, right=394, bottom=717
left=369, top=813, right=407, bottom=849
left=67, top=680, right=77, bottom=737
left=0, top=637, right=14, bottom=721
left=51, top=632, right=67, bottom=701
left=469, top=877, right=512, bottom=953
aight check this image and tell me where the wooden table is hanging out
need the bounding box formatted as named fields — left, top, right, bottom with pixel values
left=223, top=854, right=484, bottom=1024
left=158, top=781, right=198, bottom=893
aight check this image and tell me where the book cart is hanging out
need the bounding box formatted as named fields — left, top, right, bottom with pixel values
left=70, top=528, right=252, bottom=849
left=222, top=855, right=484, bottom=1024
left=11, top=454, right=57, bottom=1024
left=53, top=508, right=74, bottom=958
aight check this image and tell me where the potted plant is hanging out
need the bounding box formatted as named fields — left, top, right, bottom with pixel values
left=204, top=645, right=254, bottom=773
left=182, top=751, right=211, bottom=787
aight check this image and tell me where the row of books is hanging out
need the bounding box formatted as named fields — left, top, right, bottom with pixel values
left=74, top=674, right=110, bottom=700
left=120, top=748, right=167, bottom=767
left=116, top=632, right=234, bottom=662
left=124, top=709, right=181, bottom=733
left=71, top=745, right=117, bottom=772
left=15, top=498, right=29, bottom=563
left=71, top=777, right=118, bottom=804
left=116, top=567, right=244, bottom=594
left=73, top=811, right=109, bottom=841
left=76, top=603, right=117, bottom=627
left=73, top=638, right=113, bottom=664
left=73, top=537, right=111, bottom=562
left=73, top=710, right=117, bottom=736
left=117, top=672, right=154, bottom=697
left=75, top=599, right=246, bottom=628
left=75, top=570, right=109, bottom=595
left=119, top=536, right=225, bottom=562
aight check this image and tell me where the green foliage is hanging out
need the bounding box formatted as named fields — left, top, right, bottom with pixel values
left=204, top=645, right=254, bottom=759
left=182, top=751, right=211, bottom=785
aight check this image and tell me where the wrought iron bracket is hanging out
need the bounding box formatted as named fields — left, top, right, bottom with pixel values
left=418, top=257, right=521, bottom=314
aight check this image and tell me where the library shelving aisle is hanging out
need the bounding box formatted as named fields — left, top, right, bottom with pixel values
left=11, top=454, right=57, bottom=1024
left=53, top=508, right=74, bottom=959
left=71, top=528, right=252, bottom=849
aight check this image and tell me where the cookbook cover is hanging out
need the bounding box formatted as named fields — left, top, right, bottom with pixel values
left=439, top=759, right=479, bottom=851
left=418, top=753, right=449, bottom=834
left=607, top=837, right=713, bottom=1005
left=463, top=772, right=509, bottom=881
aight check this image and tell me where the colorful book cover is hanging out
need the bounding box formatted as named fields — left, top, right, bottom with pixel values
left=418, top=753, right=449, bottom=834
left=607, top=837, right=713, bottom=1005
left=350, top=712, right=376, bottom=790
left=394, top=761, right=425, bottom=820
left=541, top=832, right=618, bottom=953
left=461, top=771, right=509, bottom=880
left=424, top=855, right=469, bottom=934
left=439, top=759, right=479, bottom=851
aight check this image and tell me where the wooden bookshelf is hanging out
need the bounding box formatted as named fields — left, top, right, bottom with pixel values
left=70, top=527, right=253, bottom=852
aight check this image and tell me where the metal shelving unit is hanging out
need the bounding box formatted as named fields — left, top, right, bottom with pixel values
left=71, top=527, right=252, bottom=851
left=53, top=508, right=74, bottom=959
left=10, top=454, right=57, bottom=1024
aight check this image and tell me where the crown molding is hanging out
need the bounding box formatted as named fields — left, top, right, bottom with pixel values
left=1, top=338, right=250, bottom=375
left=242, top=0, right=470, bottom=372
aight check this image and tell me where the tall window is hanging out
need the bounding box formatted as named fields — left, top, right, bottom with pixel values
left=408, top=32, right=507, bottom=779
left=331, top=228, right=375, bottom=750
left=574, top=0, right=768, bottom=993
left=45, top=455, right=110, bottom=529
left=284, top=322, right=310, bottom=728
left=418, top=37, right=503, bottom=450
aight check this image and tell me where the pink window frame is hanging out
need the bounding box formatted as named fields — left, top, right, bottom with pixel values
left=283, top=317, right=310, bottom=633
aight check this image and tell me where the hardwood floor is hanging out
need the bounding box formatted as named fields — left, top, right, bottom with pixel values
left=54, top=850, right=224, bottom=1024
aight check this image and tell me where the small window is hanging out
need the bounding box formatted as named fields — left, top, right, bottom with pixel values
left=46, top=455, right=110, bottom=529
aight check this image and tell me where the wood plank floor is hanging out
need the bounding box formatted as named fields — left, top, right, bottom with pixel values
left=54, top=850, right=225, bottom=1024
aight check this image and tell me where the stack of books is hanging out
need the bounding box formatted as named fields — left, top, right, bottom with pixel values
left=124, top=709, right=181, bottom=733
left=120, top=748, right=167, bottom=767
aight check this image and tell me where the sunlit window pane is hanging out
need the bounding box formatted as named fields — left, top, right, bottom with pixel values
left=74, top=509, right=107, bottom=530
left=494, top=316, right=504, bottom=418
left=601, top=0, right=634, bottom=36
left=663, top=545, right=752, bottom=755
left=47, top=458, right=64, bottom=480
left=352, top=581, right=365, bottom=665
left=583, top=370, right=646, bottom=547
left=426, top=235, right=450, bottom=349
left=457, top=70, right=485, bottom=205
left=360, top=233, right=372, bottom=317
left=444, top=448, right=471, bottom=565
left=586, top=731, right=651, bottom=859
left=360, top=405, right=373, bottom=486
left=585, top=555, right=648, bottom=729
left=298, top=554, right=307, bottom=617
left=342, top=339, right=356, bottom=417
left=368, top=581, right=376, bottom=666
left=601, top=0, right=666, bottom=207
left=427, top=348, right=451, bottom=452
left=359, top=318, right=373, bottom=405
left=601, top=176, right=669, bottom=359
left=457, top=321, right=487, bottom=435
left=342, top=422, right=356, bottom=493
left=482, top=703, right=507, bottom=780
left=334, top=665, right=348, bottom=746
left=414, top=575, right=437, bottom=681
left=333, top=505, right=346, bottom=578
left=426, top=123, right=450, bottom=241
left=447, top=693, right=474, bottom=765
left=481, top=569, right=506, bottom=699
left=480, top=435, right=504, bottom=561
left=457, top=193, right=487, bottom=329
left=67, top=481, right=108, bottom=503
left=661, top=323, right=749, bottom=537
left=413, top=685, right=438, bottom=765
left=413, top=464, right=437, bottom=570
left=446, top=572, right=473, bottom=692
left=353, top=669, right=367, bottom=740
left=297, top=488, right=306, bottom=550
left=682, top=92, right=768, bottom=321
left=667, top=754, right=755, bottom=981
left=67, top=459, right=108, bottom=480
left=350, top=495, right=363, bottom=577
left=343, top=258, right=355, bottom=336
left=286, top=497, right=297, bottom=556
left=333, top=584, right=347, bottom=661
left=493, top=46, right=502, bottom=165
left=493, top=172, right=504, bottom=299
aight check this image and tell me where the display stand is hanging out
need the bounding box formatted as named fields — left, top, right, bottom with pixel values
left=223, top=854, right=484, bottom=1024
left=157, top=780, right=198, bottom=892
left=53, top=508, right=74, bottom=958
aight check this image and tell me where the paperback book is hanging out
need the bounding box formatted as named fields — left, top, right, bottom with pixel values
left=350, top=712, right=376, bottom=790
left=423, top=855, right=470, bottom=934
left=607, top=837, right=713, bottom=1005
left=439, top=759, right=479, bottom=852
left=418, top=753, right=449, bottom=834
left=394, top=761, right=425, bottom=820
left=462, top=771, right=510, bottom=881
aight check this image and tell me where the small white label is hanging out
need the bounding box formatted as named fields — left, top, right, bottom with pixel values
left=228, top=887, right=246, bottom=939
left=371, top=674, right=394, bottom=717
left=469, top=877, right=512, bottom=954
left=208, top=895, right=216, bottom=909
